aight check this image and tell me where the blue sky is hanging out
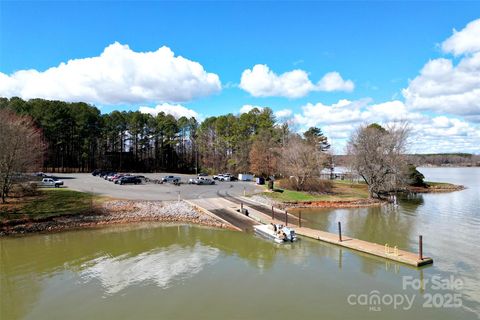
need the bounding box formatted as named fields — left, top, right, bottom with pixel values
left=1, top=1, right=479, bottom=153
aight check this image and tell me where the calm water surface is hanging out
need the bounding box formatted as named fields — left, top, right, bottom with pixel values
left=1, top=168, right=479, bottom=319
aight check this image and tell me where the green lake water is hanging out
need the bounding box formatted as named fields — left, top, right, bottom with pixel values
left=1, top=167, right=479, bottom=319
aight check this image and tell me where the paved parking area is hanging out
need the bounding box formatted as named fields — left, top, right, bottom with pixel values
left=53, top=173, right=263, bottom=201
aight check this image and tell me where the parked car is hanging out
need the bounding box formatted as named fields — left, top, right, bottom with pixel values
left=161, top=175, right=181, bottom=184
left=188, top=177, right=215, bottom=185
left=196, top=177, right=215, bottom=185
left=33, top=172, right=47, bottom=177
left=213, top=174, right=224, bottom=180
left=112, top=174, right=126, bottom=184
left=214, top=173, right=237, bottom=182
left=197, top=172, right=208, bottom=177
left=91, top=169, right=102, bottom=176
left=106, top=173, right=117, bottom=181
left=41, top=177, right=64, bottom=188
left=99, top=171, right=111, bottom=178
left=118, top=176, right=141, bottom=185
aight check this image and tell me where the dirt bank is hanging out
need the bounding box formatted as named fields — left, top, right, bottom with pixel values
left=0, top=200, right=235, bottom=236
left=250, top=194, right=383, bottom=209
left=407, top=184, right=465, bottom=193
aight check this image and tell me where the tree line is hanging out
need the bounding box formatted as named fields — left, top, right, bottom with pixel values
left=0, top=97, right=330, bottom=179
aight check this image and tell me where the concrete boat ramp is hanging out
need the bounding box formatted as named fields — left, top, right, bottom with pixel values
left=187, top=194, right=433, bottom=268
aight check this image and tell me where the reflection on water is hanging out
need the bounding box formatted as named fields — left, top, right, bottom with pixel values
left=81, top=244, right=220, bottom=294
left=290, top=167, right=480, bottom=316
left=1, top=168, right=479, bottom=319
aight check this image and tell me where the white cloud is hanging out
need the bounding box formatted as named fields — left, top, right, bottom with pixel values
left=274, top=109, right=293, bottom=119
left=81, top=243, right=219, bottom=294
left=317, top=72, right=355, bottom=92
left=239, top=64, right=354, bottom=98
left=442, top=19, right=480, bottom=56
left=403, top=19, right=480, bottom=120
left=0, top=42, right=221, bottom=104
left=292, top=98, right=480, bottom=154
left=293, top=99, right=369, bottom=127
left=239, top=104, right=264, bottom=114
left=139, top=103, right=199, bottom=119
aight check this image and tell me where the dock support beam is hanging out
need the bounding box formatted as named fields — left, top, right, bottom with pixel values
left=338, top=221, right=342, bottom=242
left=298, top=211, right=302, bottom=228
left=419, top=235, right=423, bottom=260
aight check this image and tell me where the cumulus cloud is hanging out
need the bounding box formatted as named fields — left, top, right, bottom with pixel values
left=274, top=109, right=293, bottom=119
left=403, top=19, right=480, bottom=120
left=317, top=72, right=355, bottom=92
left=441, top=19, right=480, bottom=55
left=291, top=98, right=480, bottom=154
left=239, top=64, right=354, bottom=98
left=239, top=104, right=264, bottom=114
left=0, top=42, right=221, bottom=105
left=139, top=103, right=199, bottom=119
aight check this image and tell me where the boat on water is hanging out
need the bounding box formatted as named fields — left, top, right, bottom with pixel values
left=254, top=224, right=297, bottom=243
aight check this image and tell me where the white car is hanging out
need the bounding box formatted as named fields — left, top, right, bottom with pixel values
left=41, top=178, right=64, bottom=188
left=213, top=173, right=237, bottom=182
left=189, top=177, right=215, bottom=185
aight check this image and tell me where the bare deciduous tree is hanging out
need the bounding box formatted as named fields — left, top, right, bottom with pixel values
left=281, top=134, right=327, bottom=190
left=0, top=110, right=45, bottom=203
left=249, top=130, right=279, bottom=177
left=347, top=122, right=410, bottom=199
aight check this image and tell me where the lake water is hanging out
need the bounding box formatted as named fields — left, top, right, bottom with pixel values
left=1, top=168, right=479, bottom=319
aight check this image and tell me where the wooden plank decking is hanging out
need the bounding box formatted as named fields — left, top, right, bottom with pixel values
left=237, top=196, right=433, bottom=267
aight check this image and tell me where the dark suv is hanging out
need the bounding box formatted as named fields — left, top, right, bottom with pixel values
left=118, top=176, right=141, bottom=185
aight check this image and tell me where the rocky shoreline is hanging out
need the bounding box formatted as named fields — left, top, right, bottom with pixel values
left=0, top=200, right=234, bottom=236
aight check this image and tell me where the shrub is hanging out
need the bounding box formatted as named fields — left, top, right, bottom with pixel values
left=278, top=178, right=333, bottom=193
left=406, top=164, right=426, bottom=187
left=10, top=182, right=39, bottom=197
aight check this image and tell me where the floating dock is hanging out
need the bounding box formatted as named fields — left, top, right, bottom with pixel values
left=222, top=194, right=433, bottom=267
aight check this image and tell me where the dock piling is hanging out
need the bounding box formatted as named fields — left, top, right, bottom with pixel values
left=241, top=202, right=244, bottom=214
left=298, top=210, right=302, bottom=228
left=272, top=205, right=274, bottom=220
left=338, top=221, right=342, bottom=242
left=419, top=235, right=423, bottom=260
left=285, top=210, right=288, bottom=226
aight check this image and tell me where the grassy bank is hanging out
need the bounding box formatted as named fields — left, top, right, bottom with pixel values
left=0, top=188, right=105, bottom=221
left=263, top=179, right=464, bottom=204
left=264, top=180, right=369, bottom=203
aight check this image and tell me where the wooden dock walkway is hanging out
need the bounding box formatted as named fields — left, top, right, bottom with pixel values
left=234, top=195, right=433, bottom=267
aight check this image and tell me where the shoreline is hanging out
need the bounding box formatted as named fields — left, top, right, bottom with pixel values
left=0, top=200, right=234, bottom=236
left=256, top=181, right=465, bottom=209
left=406, top=184, right=465, bottom=193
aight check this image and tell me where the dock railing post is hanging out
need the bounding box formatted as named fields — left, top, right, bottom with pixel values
left=271, top=205, right=274, bottom=220
left=285, top=210, right=288, bottom=226
left=419, top=235, right=423, bottom=260
left=241, top=202, right=244, bottom=215
left=298, top=210, right=302, bottom=228
left=338, top=221, right=342, bottom=242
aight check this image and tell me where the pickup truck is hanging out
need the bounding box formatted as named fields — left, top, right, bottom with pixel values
left=41, top=178, right=64, bottom=188
left=161, top=175, right=181, bottom=184
left=188, top=177, right=215, bottom=185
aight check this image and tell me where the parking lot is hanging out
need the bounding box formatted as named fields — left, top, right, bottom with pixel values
left=54, top=173, right=263, bottom=201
